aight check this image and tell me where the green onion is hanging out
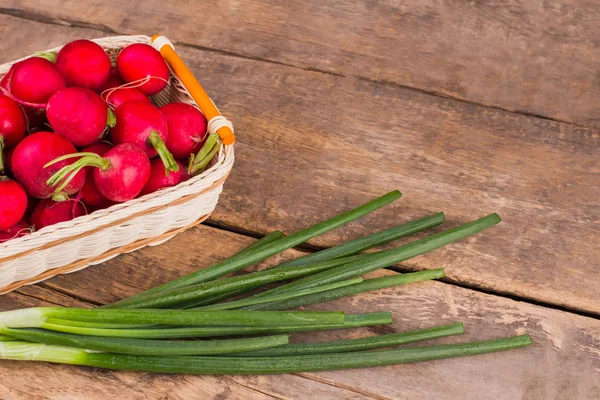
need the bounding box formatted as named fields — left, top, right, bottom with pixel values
left=0, top=335, right=532, bottom=374
left=177, top=278, right=362, bottom=310
left=196, top=277, right=364, bottom=311
left=102, top=230, right=282, bottom=310
left=255, top=214, right=500, bottom=299
left=245, top=269, right=444, bottom=311
left=243, top=230, right=285, bottom=251
left=1, top=327, right=289, bottom=356
left=43, top=319, right=152, bottom=329
left=38, top=313, right=392, bottom=339
left=106, top=190, right=402, bottom=307
left=112, top=255, right=369, bottom=309
left=233, top=322, right=464, bottom=356
left=0, top=308, right=345, bottom=328
left=178, top=214, right=442, bottom=309
left=279, top=212, right=445, bottom=268
left=0, top=335, right=18, bottom=341
left=111, top=230, right=285, bottom=312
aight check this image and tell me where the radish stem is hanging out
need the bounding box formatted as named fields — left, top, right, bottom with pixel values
left=45, top=153, right=110, bottom=193
left=148, top=130, right=179, bottom=173
left=106, top=109, right=116, bottom=128
left=34, top=51, right=58, bottom=63
left=188, top=133, right=220, bottom=176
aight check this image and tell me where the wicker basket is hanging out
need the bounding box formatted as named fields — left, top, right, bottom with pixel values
left=0, top=35, right=234, bottom=294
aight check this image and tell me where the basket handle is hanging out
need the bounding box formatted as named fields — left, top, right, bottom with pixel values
left=151, top=34, right=236, bottom=145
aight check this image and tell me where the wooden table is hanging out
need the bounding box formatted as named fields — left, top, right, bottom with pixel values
left=1, top=1, right=599, bottom=399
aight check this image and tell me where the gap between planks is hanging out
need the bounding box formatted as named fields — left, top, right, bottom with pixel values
left=0, top=6, right=586, bottom=129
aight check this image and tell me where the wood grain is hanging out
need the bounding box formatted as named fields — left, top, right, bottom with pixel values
left=183, top=44, right=599, bottom=314
left=1, top=224, right=599, bottom=400
left=1, top=0, right=599, bottom=126
left=0, top=13, right=598, bottom=399
left=0, top=14, right=598, bottom=314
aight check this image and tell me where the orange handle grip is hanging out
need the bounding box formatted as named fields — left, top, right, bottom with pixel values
left=151, top=34, right=236, bottom=145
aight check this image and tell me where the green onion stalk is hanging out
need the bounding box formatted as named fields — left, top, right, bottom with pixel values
left=31, top=313, right=393, bottom=339
left=0, top=335, right=532, bottom=374
left=108, top=213, right=496, bottom=311
left=0, top=327, right=289, bottom=356
left=195, top=277, right=365, bottom=311
left=105, top=190, right=403, bottom=307
left=233, top=322, right=465, bottom=357
left=244, top=269, right=445, bottom=311
left=278, top=212, right=445, bottom=268
left=110, top=254, right=370, bottom=310
left=177, top=213, right=444, bottom=309
left=253, top=213, right=500, bottom=299
left=0, top=308, right=345, bottom=329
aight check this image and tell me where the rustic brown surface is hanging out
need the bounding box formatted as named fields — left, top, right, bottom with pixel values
left=2, top=0, right=600, bottom=126
left=2, top=225, right=600, bottom=400
left=2, top=0, right=600, bottom=124
left=0, top=5, right=598, bottom=400
left=1, top=14, right=597, bottom=315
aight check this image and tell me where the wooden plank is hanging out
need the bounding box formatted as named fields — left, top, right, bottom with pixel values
left=1, top=224, right=599, bottom=399
left=0, top=14, right=598, bottom=314
left=180, top=44, right=599, bottom=314
left=1, top=0, right=599, bottom=126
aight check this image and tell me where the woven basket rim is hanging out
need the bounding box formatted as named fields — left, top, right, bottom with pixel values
left=0, top=35, right=234, bottom=256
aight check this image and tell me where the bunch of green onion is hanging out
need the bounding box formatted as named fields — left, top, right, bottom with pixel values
left=0, top=191, right=532, bottom=375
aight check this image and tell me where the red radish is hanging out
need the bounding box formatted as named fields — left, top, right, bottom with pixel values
left=11, top=132, right=85, bottom=199
left=0, top=220, right=32, bottom=243
left=2, top=57, right=65, bottom=106
left=141, top=159, right=189, bottom=196
left=46, top=87, right=113, bottom=147
left=47, top=144, right=151, bottom=202
left=116, top=44, right=169, bottom=95
left=31, top=197, right=86, bottom=230
left=161, top=103, right=208, bottom=159
left=0, top=95, right=26, bottom=173
left=102, top=86, right=150, bottom=110
left=55, top=40, right=111, bottom=91
left=98, top=67, right=124, bottom=92
left=111, top=101, right=178, bottom=172
left=0, top=96, right=26, bottom=146
left=80, top=143, right=113, bottom=207
left=0, top=177, right=28, bottom=230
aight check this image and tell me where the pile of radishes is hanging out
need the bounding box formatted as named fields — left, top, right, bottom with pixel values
left=0, top=40, right=220, bottom=243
